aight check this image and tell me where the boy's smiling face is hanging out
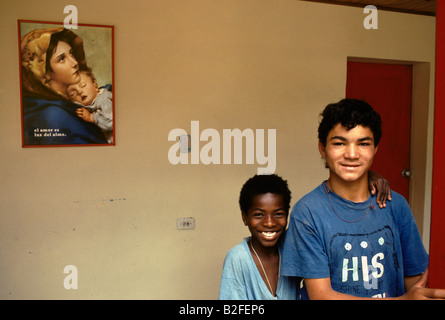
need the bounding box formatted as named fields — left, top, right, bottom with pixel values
left=242, top=193, right=288, bottom=249
left=319, top=123, right=378, bottom=184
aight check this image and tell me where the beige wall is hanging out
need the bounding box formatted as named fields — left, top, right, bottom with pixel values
left=0, top=0, right=436, bottom=299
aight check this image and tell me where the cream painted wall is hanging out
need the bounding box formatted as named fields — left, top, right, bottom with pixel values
left=0, top=0, right=436, bottom=299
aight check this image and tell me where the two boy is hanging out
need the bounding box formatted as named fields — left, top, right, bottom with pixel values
left=220, top=98, right=445, bottom=300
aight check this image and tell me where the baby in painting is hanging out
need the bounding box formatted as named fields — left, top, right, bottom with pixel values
left=67, top=70, right=114, bottom=144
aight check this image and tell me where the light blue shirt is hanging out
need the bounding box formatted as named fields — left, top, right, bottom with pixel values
left=218, top=237, right=298, bottom=300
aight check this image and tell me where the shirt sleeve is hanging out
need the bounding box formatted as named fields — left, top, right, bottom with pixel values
left=281, top=201, right=331, bottom=279
left=218, top=249, right=248, bottom=300
left=396, top=196, right=429, bottom=276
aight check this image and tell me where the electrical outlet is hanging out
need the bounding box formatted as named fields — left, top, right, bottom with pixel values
left=177, top=217, right=195, bottom=230
left=179, top=135, right=191, bottom=153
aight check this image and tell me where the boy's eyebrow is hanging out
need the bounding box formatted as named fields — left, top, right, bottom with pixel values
left=358, top=137, right=374, bottom=142
left=329, top=136, right=374, bottom=142
left=329, top=136, right=347, bottom=141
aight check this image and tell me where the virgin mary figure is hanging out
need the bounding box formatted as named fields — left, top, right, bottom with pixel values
left=20, top=27, right=108, bottom=146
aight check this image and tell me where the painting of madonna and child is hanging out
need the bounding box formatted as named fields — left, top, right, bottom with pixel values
left=19, top=20, right=114, bottom=147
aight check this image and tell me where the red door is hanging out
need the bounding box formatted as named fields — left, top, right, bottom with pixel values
left=346, top=61, right=412, bottom=201
left=430, top=0, right=445, bottom=288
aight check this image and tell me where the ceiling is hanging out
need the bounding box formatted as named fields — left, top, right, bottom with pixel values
left=302, top=0, right=437, bottom=16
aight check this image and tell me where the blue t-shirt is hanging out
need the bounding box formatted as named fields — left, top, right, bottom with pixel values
left=281, top=182, right=429, bottom=299
left=219, top=237, right=298, bottom=300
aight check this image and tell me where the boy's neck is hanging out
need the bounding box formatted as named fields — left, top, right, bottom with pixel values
left=326, top=173, right=370, bottom=203
left=250, top=238, right=278, bottom=258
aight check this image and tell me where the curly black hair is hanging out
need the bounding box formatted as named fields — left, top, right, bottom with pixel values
left=318, top=98, right=382, bottom=147
left=239, top=174, right=291, bottom=214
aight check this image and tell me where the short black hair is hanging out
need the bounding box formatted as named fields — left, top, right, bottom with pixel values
left=239, top=174, right=291, bottom=213
left=318, top=98, right=382, bottom=147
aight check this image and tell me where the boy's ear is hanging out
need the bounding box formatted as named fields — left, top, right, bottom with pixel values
left=318, top=140, right=326, bottom=158
left=241, top=211, right=249, bottom=226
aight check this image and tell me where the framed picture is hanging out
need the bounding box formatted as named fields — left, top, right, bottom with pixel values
left=18, top=20, right=115, bottom=147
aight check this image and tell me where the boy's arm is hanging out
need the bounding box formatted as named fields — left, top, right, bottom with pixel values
left=403, top=269, right=445, bottom=299
left=368, top=170, right=391, bottom=208
left=305, top=278, right=372, bottom=300
left=305, top=270, right=445, bottom=300
left=404, top=273, right=424, bottom=292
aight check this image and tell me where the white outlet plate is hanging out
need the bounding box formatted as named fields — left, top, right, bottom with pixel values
left=179, top=135, right=191, bottom=153
left=177, top=217, right=195, bottom=230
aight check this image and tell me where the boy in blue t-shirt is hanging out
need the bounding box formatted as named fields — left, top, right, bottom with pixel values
left=281, top=99, right=445, bottom=299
